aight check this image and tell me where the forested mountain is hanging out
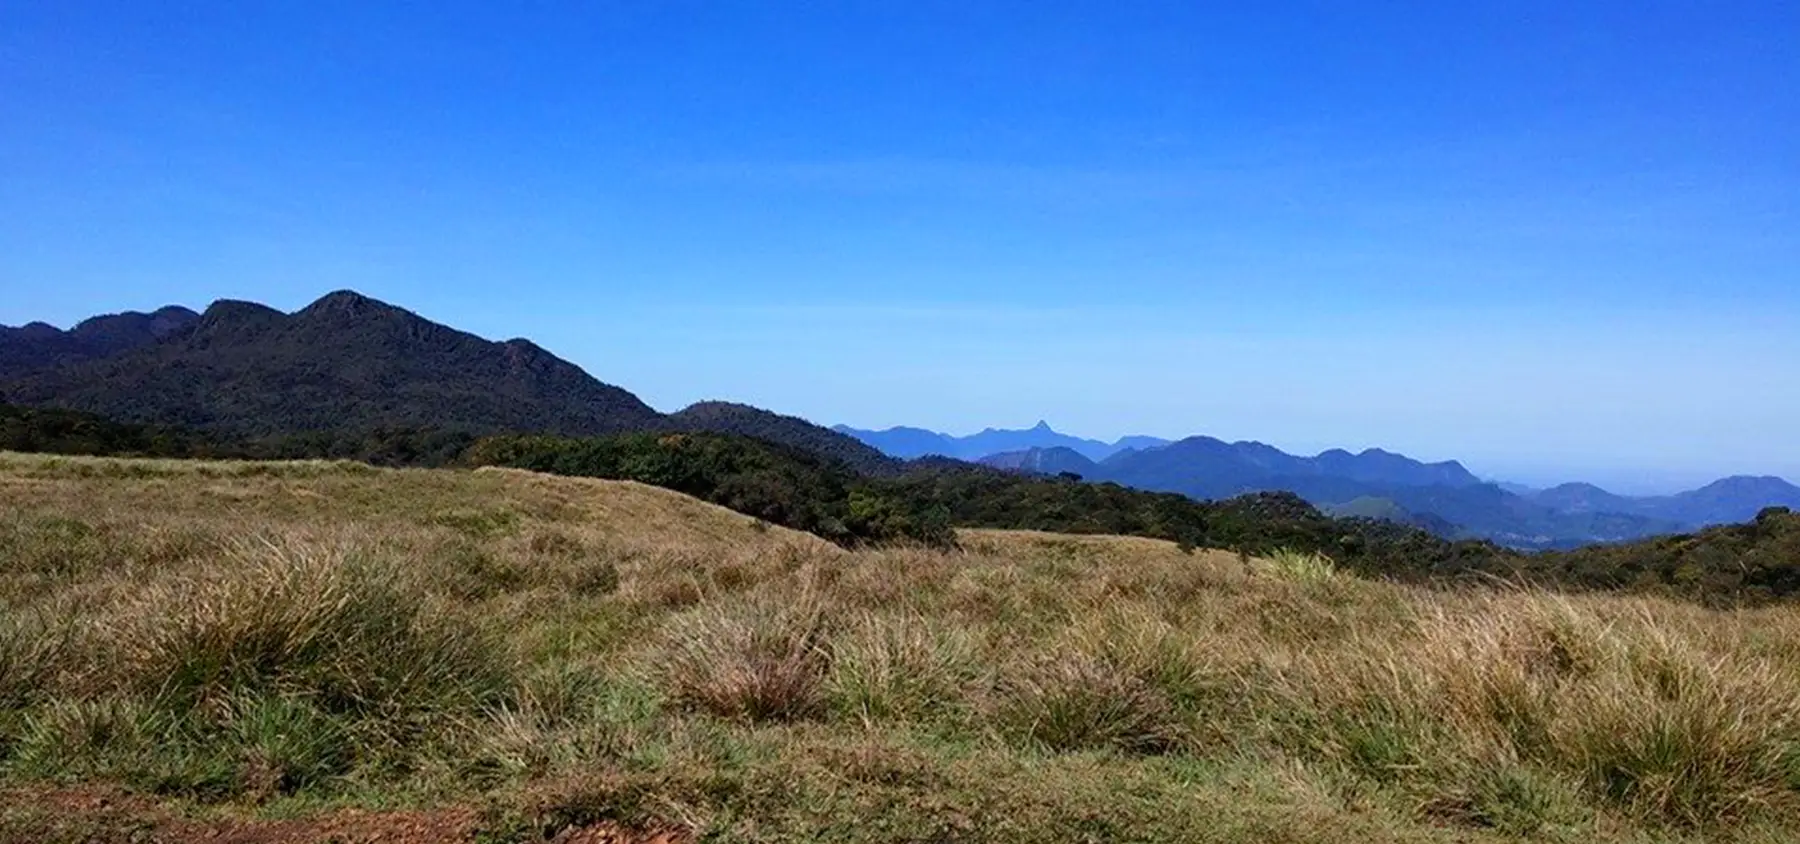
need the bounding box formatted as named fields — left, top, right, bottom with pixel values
left=829, top=425, right=960, bottom=459
left=978, top=445, right=1098, bottom=476
left=10, top=396, right=1800, bottom=604
left=1098, top=436, right=1483, bottom=494
left=1, top=291, right=664, bottom=436
left=669, top=401, right=900, bottom=476
left=0, top=292, right=906, bottom=477
left=0, top=305, right=199, bottom=379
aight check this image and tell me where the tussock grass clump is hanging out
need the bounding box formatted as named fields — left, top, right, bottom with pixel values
left=102, top=536, right=518, bottom=720
left=1266, top=593, right=1800, bottom=830
left=827, top=613, right=980, bottom=723
left=442, top=542, right=529, bottom=600
left=994, top=651, right=1187, bottom=755
left=1551, top=632, right=1800, bottom=826
left=0, top=515, right=110, bottom=580
left=0, top=612, right=74, bottom=710
left=227, top=693, right=355, bottom=798
left=655, top=596, right=832, bottom=722
left=1260, top=548, right=1337, bottom=583
left=11, top=698, right=180, bottom=781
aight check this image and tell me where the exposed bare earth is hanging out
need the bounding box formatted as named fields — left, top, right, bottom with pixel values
left=0, top=786, right=686, bottom=844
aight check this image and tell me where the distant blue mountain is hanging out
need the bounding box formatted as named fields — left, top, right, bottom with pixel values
left=833, top=420, right=1168, bottom=462
left=1529, top=476, right=1800, bottom=531
left=843, top=421, right=1798, bottom=550
left=981, top=437, right=1679, bottom=549
left=1098, top=436, right=1485, bottom=494
left=827, top=425, right=958, bottom=460
left=978, top=445, right=1098, bottom=477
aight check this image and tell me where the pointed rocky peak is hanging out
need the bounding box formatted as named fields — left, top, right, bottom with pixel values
left=1031, top=419, right=1053, bottom=432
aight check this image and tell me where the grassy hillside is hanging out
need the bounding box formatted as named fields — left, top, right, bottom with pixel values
left=4, top=453, right=1800, bottom=842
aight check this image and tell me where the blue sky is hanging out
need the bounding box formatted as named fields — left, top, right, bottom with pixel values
left=1, top=2, right=1795, bottom=492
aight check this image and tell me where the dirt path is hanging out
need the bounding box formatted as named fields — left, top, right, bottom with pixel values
left=0, top=787, right=685, bottom=844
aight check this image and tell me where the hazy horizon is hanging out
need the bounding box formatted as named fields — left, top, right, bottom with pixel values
left=3, top=3, right=1795, bottom=493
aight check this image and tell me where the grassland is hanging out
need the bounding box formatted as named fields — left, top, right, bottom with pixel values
left=2, top=451, right=1799, bottom=843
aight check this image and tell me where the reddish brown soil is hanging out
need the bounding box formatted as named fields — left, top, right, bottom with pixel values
left=0, top=786, right=686, bottom=844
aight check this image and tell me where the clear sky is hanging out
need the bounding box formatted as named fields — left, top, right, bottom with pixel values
left=2, top=2, right=1796, bottom=493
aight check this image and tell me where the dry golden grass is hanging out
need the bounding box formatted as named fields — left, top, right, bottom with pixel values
left=2, top=451, right=1798, bottom=843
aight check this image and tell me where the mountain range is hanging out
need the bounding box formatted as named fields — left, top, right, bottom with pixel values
left=0, top=291, right=893, bottom=473
left=835, top=426, right=1799, bottom=550
left=5, top=290, right=1795, bottom=551
left=0, top=305, right=200, bottom=375
left=831, top=421, right=1169, bottom=462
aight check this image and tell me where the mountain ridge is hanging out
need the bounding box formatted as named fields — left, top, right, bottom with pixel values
left=1, top=305, right=201, bottom=379
left=924, top=433, right=1788, bottom=549
left=835, top=421, right=1169, bottom=461
left=6, top=291, right=1795, bottom=550
left=0, top=291, right=897, bottom=476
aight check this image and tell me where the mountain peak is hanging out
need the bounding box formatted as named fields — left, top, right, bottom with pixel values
left=1032, top=419, right=1053, bottom=432
left=202, top=299, right=283, bottom=319
left=1699, top=475, right=1797, bottom=493
left=299, top=290, right=405, bottom=320
left=8, top=322, right=63, bottom=339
